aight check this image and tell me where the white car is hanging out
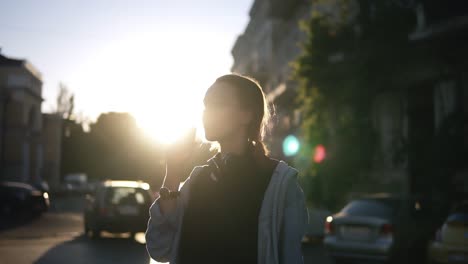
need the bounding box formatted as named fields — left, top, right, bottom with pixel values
left=324, top=194, right=430, bottom=263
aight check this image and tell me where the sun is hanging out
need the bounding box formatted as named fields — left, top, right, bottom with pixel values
left=128, top=63, right=207, bottom=145
left=133, top=92, right=203, bottom=145
left=71, top=30, right=230, bottom=144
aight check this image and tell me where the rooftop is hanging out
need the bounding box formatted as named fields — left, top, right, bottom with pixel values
left=0, top=52, right=43, bottom=81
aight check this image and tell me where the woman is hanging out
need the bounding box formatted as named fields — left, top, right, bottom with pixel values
left=145, top=74, right=308, bottom=264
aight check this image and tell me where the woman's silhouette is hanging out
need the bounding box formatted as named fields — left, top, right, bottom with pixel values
left=146, top=74, right=307, bottom=264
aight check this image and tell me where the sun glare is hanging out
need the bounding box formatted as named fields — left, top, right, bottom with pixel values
left=134, top=98, right=202, bottom=145
left=71, top=30, right=230, bottom=144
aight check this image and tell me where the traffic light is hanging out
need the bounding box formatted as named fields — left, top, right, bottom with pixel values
left=282, top=135, right=300, bottom=157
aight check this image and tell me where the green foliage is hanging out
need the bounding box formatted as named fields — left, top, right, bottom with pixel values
left=293, top=0, right=416, bottom=210
left=61, top=113, right=163, bottom=188
left=55, top=83, right=74, bottom=120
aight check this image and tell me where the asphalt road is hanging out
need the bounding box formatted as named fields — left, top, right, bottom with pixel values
left=0, top=194, right=332, bottom=264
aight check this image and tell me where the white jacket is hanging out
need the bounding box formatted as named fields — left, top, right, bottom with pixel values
left=145, top=160, right=308, bottom=264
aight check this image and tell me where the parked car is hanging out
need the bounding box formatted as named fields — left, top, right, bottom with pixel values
left=83, top=180, right=153, bottom=239
left=0, top=181, right=50, bottom=220
left=324, top=194, right=432, bottom=263
left=428, top=201, right=468, bottom=264
left=33, top=180, right=50, bottom=193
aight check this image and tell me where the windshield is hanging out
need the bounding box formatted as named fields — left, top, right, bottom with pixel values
left=104, top=187, right=149, bottom=206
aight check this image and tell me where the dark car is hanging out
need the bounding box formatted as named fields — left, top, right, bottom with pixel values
left=83, top=180, right=153, bottom=239
left=0, top=181, right=50, bottom=220
left=324, top=194, right=433, bottom=263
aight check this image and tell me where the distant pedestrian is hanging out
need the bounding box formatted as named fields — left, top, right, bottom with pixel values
left=145, top=74, right=308, bottom=264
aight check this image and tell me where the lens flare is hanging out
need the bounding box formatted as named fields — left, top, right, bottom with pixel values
left=283, top=135, right=300, bottom=157
left=314, top=144, right=326, bottom=163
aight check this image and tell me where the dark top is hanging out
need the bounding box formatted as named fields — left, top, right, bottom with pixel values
left=178, top=149, right=278, bottom=264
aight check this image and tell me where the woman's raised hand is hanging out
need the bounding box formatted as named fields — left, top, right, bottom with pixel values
left=166, top=128, right=197, bottom=166
left=164, top=127, right=198, bottom=185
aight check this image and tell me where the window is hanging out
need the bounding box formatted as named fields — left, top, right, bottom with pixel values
left=105, top=187, right=148, bottom=205
left=342, top=199, right=400, bottom=220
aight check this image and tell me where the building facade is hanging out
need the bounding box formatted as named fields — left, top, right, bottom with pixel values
left=231, top=0, right=312, bottom=159
left=0, top=52, right=44, bottom=184
left=401, top=0, right=468, bottom=201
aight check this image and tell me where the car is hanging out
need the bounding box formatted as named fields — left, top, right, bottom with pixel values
left=63, top=173, right=88, bottom=194
left=302, top=207, right=330, bottom=244
left=428, top=201, right=468, bottom=264
left=0, top=181, right=50, bottom=220
left=83, top=180, right=153, bottom=239
left=323, top=194, right=432, bottom=263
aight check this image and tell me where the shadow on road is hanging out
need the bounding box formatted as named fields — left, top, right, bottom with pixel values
left=34, top=234, right=150, bottom=264
left=0, top=193, right=85, bottom=232
left=0, top=213, right=41, bottom=232
left=302, top=243, right=333, bottom=264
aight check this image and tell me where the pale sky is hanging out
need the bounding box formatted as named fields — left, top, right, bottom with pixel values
left=1, top=0, right=253, bottom=142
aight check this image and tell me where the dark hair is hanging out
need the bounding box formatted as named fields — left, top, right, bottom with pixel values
left=213, top=73, right=271, bottom=156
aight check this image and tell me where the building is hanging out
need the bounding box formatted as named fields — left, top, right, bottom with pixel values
left=232, top=1, right=468, bottom=205
left=356, top=0, right=468, bottom=200
left=231, top=0, right=312, bottom=159
left=401, top=0, right=468, bottom=201
left=0, top=52, right=44, bottom=184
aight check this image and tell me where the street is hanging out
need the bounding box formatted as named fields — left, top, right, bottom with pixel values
left=0, top=195, right=332, bottom=264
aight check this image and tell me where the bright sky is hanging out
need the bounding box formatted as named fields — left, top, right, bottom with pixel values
left=0, top=0, right=253, bottom=143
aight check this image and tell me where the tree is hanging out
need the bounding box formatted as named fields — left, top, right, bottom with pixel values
left=85, top=113, right=158, bottom=181
left=60, top=110, right=217, bottom=189
left=293, top=0, right=416, bottom=210
left=55, top=83, right=74, bottom=120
